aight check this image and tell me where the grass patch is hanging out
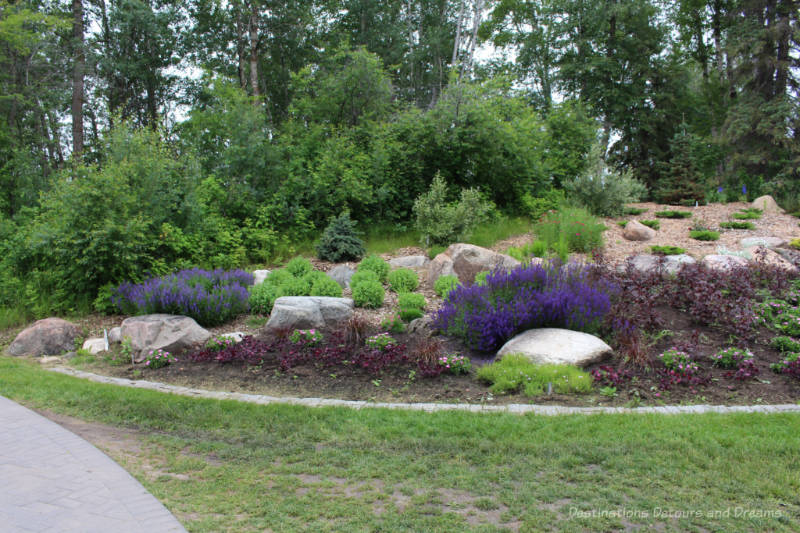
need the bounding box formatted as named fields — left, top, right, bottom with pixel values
left=0, top=307, right=28, bottom=330
left=617, top=220, right=628, bottom=228
left=655, top=210, right=692, bottom=219
left=362, top=224, right=421, bottom=255
left=789, top=238, right=800, bottom=250
left=650, top=245, right=686, bottom=255
left=1, top=357, right=799, bottom=532
left=690, top=230, right=721, bottom=241
left=732, top=208, right=763, bottom=220
left=623, top=206, right=647, bottom=215
left=477, top=355, right=592, bottom=396
left=720, top=221, right=756, bottom=230
left=466, top=216, right=531, bottom=249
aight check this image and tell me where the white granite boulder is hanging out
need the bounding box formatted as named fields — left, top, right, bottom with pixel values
left=389, top=255, right=430, bottom=269
left=626, top=254, right=696, bottom=275
left=7, top=318, right=80, bottom=357
left=740, top=237, right=787, bottom=250
left=623, top=220, right=656, bottom=241
left=218, top=331, right=247, bottom=343
left=108, top=327, right=122, bottom=344
left=497, top=328, right=612, bottom=367
left=82, top=338, right=108, bottom=354
left=253, top=270, right=271, bottom=285
left=750, top=195, right=783, bottom=215
left=701, top=254, right=749, bottom=271
left=120, top=314, right=211, bottom=359
left=428, top=244, right=520, bottom=285
left=265, top=297, right=354, bottom=331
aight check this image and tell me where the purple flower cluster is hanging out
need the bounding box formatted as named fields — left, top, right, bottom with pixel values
left=112, top=268, right=253, bottom=326
left=433, top=262, right=615, bottom=352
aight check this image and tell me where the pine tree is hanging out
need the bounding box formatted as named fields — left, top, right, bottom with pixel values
left=657, top=126, right=706, bottom=205
left=316, top=211, right=366, bottom=263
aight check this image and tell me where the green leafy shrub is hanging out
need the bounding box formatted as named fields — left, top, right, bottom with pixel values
left=711, top=347, right=754, bottom=369
left=316, top=211, right=366, bottom=262
left=655, top=210, right=692, bottom=218
left=534, top=207, right=605, bottom=253
left=413, top=173, right=492, bottom=246
left=434, top=275, right=459, bottom=299
left=310, top=275, right=343, bottom=297
left=771, top=336, right=800, bottom=353
left=249, top=283, right=279, bottom=314
left=286, top=256, right=313, bottom=278
left=477, top=354, right=592, bottom=396
left=732, top=208, right=762, bottom=220
left=352, top=280, right=384, bottom=308
left=650, top=245, right=686, bottom=255
left=265, top=269, right=293, bottom=287
left=640, top=220, right=660, bottom=230
left=690, top=230, right=720, bottom=241
left=357, top=254, right=390, bottom=282
left=720, top=221, right=755, bottom=229
left=520, top=188, right=565, bottom=221
left=381, top=314, right=406, bottom=333
left=623, top=207, right=647, bottom=215
left=506, top=241, right=548, bottom=262
left=474, top=270, right=490, bottom=286
left=398, top=292, right=426, bottom=310
left=387, top=268, right=419, bottom=293
left=350, top=269, right=380, bottom=287
left=398, top=307, right=424, bottom=321
left=280, top=275, right=313, bottom=296
left=562, top=144, right=647, bottom=217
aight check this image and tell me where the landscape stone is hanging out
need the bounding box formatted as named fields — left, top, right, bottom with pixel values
left=627, top=254, right=696, bottom=275
left=82, top=338, right=108, bottom=354
left=753, top=248, right=797, bottom=273
left=108, top=326, right=122, bottom=344
left=389, top=255, right=430, bottom=268
left=327, top=265, right=356, bottom=288
left=701, top=254, right=749, bottom=271
left=265, top=297, right=354, bottom=331
left=750, top=195, right=783, bottom=214
left=497, top=328, right=612, bottom=367
left=120, top=314, right=211, bottom=360
left=428, top=243, right=520, bottom=284
left=623, top=220, right=656, bottom=241
left=408, top=316, right=435, bottom=338
left=7, top=318, right=80, bottom=357
left=740, top=236, right=787, bottom=250
left=218, top=331, right=247, bottom=343
left=253, top=269, right=271, bottom=285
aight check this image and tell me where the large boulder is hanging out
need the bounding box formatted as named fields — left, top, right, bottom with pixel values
left=623, top=220, right=656, bottom=242
left=428, top=244, right=520, bottom=285
left=740, top=236, right=787, bottom=250
left=750, top=195, right=783, bottom=215
left=626, top=254, right=696, bottom=275
left=108, top=326, right=122, bottom=344
left=496, top=328, right=612, bottom=367
left=327, top=265, right=356, bottom=288
left=120, top=314, right=211, bottom=359
left=265, top=297, right=353, bottom=331
left=389, top=255, right=430, bottom=269
left=253, top=270, right=271, bottom=285
left=82, top=338, right=108, bottom=355
left=6, top=318, right=80, bottom=357
left=701, top=254, right=749, bottom=271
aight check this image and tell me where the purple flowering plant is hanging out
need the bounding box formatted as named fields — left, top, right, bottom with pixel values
left=112, top=268, right=253, bottom=326
left=433, top=261, right=615, bottom=351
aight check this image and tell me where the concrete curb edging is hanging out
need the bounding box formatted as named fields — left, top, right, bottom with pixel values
left=48, top=367, right=800, bottom=416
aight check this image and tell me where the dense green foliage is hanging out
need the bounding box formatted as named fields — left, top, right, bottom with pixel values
left=533, top=207, right=606, bottom=257
left=386, top=269, right=418, bottom=294
left=357, top=255, right=390, bottom=283
left=351, top=280, right=384, bottom=309
left=477, top=355, right=592, bottom=396
left=315, top=212, right=365, bottom=263
left=433, top=275, right=459, bottom=299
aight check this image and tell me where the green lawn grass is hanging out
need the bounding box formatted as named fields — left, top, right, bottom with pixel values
left=1, top=356, right=798, bottom=532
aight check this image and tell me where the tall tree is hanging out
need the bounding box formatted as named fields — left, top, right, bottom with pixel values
left=72, top=0, right=84, bottom=156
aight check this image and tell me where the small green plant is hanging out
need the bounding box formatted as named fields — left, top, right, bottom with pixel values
left=771, top=352, right=799, bottom=373
left=521, top=188, right=566, bottom=221
left=143, top=348, right=177, bottom=369
left=249, top=283, right=279, bottom=314
left=623, top=207, right=647, bottom=215
left=352, top=280, right=385, bottom=308
left=121, top=337, right=135, bottom=365
left=438, top=353, right=472, bottom=374
left=316, top=211, right=366, bottom=262
left=205, top=336, right=236, bottom=352
left=650, top=245, right=686, bottom=255
left=789, top=238, right=800, bottom=250
left=350, top=269, right=379, bottom=287
left=398, top=292, right=425, bottom=310
left=365, top=333, right=396, bottom=351
left=771, top=336, right=800, bottom=353
left=477, top=355, right=592, bottom=396
left=655, top=210, right=692, bottom=219
left=434, top=275, right=460, bottom=299
left=474, top=270, right=490, bottom=286
left=720, top=221, right=756, bottom=230
left=358, top=254, right=390, bottom=282
left=690, top=230, right=720, bottom=241
left=659, top=348, right=697, bottom=373
left=286, top=256, right=313, bottom=278
left=711, top=347, right=754, bottom=369
left=398, top=307, right=423, bottom=321
left=380, top=314, right=406, bottom=333
left=506, top=241, right=548, bottom=261
left=309, top=275, right=343, bottom=297
left=640, top=220, right=660, bottom=230
left=732, top=208, right=762, bottom=220
left=279, top=275, right=313, bottom=296
left=617, top=220, right=628, bottom=228
left=289, top=329, right=324, bottom=345
left=599, top=386, right=617, bottom=397
left=387, top=268, right=419, bottom=293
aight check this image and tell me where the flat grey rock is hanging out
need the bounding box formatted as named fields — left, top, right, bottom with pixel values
left=389, top=255, right=430, bottom=268
left=120, top=314, right=211, bottom=359
left=266, top=297, right=354, bottom=331
left=218, top=331, right=247, bottom=343
left=701, top=254, right=749, bottom=271
left=327, top=265, right=356, bottom=288
left=627, top=254, right=696, bottom=275
left=497, top=328, right=612, bottom=367
left=82, top=338, right=108, bottom=354
left=7, top=318, right=80, bottom=357
left=740, top=237, right=787, bottom=250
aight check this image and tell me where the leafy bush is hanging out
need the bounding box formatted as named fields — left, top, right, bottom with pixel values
left=428, top=245, right=447, bottom=259
left=357, top=254, right=390, bottom=282
left=690, top=230, right=720, bottom=241
left=350, top=269, right=380, bottom=287
left=732, top=208, right=762, bottom=220
left=143, top=349, right=177, bottom=369
left=650, top=245, right=686, bottom=255
left=438, top=353, right=472, bottom=375
left=434, top=262, right=614, bottom=351
left=280, top=275, right=313, bottom=296
left=310, top=275, right=343, bottom=297
left=413, top=173, right=492, bottom=246
left=365, top=333, right=396, bottom=351
left=399, top=307, right=424, bottom=322
left=113, top=268, right=252, bottom=326
left=352, top=280, right=384, bottom=308
left=249, top=283, right=279, bottom=314
left=434, top=275, right=459, bottom=299
left=398, top=292, right=426, bottom=310
left=562, top=144, right=647, bottom=217
left=286, top=256, right=313, bottom=278
left=771, top=352, right=800, bottom=378
left=534, top=207, right=605, bottom=254
left=655, top=210, right=692, bottom=219
left=205, top=336, right=236, bottom=352
left=316, top=211, right=366, bottom=262
left=640, top=220, right=660, bottom=230
left=477, top=354, right=592, bottom=396
left=265, top=269, right=294, bottom=287
left=520, top=188, right=565, bottom=221
left=387, top=268, right=419, bottom=293
left=720, top=221, right=756, bottom=230
left=711, top=347, right=753, bottom=369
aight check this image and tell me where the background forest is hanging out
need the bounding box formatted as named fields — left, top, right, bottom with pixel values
left=0, top=0, right=798, bottom=319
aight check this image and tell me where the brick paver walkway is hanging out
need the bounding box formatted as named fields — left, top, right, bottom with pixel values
left=0, top=395, right=186, bottom=533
